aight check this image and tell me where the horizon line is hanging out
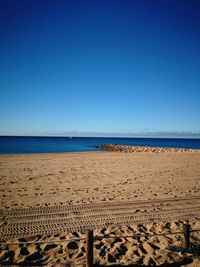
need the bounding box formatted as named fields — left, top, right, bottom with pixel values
left=0, top=134, right=200, bottom=139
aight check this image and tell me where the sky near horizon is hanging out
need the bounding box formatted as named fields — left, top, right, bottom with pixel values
left=0, top=0, right=200, bottom=137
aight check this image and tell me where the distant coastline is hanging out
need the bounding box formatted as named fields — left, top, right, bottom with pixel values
left=1, top=134, right=200, bottom=139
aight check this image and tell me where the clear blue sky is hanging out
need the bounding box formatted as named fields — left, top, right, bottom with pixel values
left=0, top=0, right=200, bottom=137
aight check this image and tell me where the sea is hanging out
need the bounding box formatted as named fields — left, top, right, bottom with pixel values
left=0, top=136, right=200, bottom=154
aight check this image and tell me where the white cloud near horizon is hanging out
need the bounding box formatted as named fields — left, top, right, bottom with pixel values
left=1, top=130, right=200, bottom=138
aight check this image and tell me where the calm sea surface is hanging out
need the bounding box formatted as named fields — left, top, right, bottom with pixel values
left=0, top=136, right=200, bottom=154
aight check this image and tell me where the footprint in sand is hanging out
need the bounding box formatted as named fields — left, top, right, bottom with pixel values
left=93, top=188, right=99, bottom=191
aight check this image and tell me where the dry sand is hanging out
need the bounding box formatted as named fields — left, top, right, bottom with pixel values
left=1, top=150, right=200, bottom=266
left=1, top=220, right=200, bottom=266
left=0, top=151, right=200, bottom=208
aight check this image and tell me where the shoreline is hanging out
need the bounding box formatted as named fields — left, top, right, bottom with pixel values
left=1, top=143, right=199, bottom=156
left=0, top=151, right=105, bottom=156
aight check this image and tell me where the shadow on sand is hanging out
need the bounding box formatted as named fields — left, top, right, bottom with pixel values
left=1, top=257, right=193, bottom=266
left=93, top=257, right=193, bottom=267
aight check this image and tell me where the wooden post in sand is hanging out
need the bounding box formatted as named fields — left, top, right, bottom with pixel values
left=86, top=230, right=93, bottom=267
left=183, top=222, right=190, bottom=249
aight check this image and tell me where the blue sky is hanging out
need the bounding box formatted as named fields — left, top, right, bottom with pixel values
left=0, top=0, right=200, bottom=137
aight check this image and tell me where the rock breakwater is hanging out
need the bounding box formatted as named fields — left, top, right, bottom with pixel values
left=97, top=144, right=196, bottom=153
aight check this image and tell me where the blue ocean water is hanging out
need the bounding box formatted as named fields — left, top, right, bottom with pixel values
left=0, top=136, right=200, bottom=154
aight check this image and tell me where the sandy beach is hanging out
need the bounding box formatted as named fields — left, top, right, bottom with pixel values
left=1, top=0, right=200, bottom=264
left=1, top=150, right=200, bottom=266
left=1, top=151, right=200, bottom=209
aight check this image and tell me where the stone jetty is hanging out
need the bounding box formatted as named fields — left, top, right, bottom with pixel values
left=97, top=144, right=195, bottom=153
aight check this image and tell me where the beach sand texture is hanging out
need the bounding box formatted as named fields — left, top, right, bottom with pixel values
left=1, top=150, right=200, bottom=266
left=0, top=151, right=200, bottom=208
